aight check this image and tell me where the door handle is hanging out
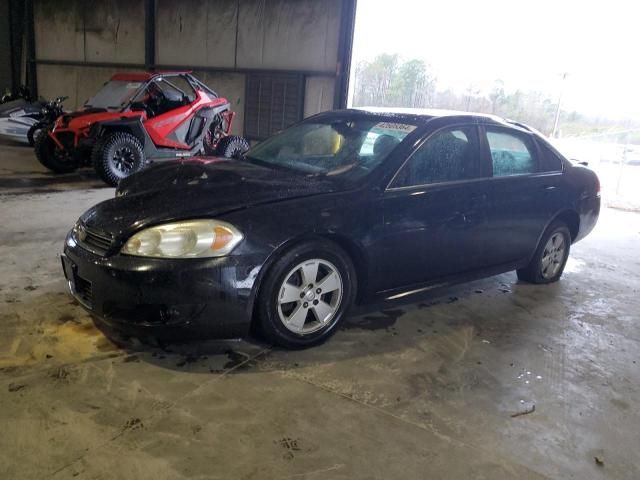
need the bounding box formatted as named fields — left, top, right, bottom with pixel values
left=543, top=185, right=557, bottom=191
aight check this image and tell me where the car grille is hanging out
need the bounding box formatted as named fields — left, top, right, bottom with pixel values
left=79, top=224, right=113, bottom=255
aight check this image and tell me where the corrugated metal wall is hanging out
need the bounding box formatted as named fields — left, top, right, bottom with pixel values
left=0, top=0, right=12, bottom=93
left=32, top=0, right=356, bottom=136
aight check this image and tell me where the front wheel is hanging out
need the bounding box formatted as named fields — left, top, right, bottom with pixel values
left=216, top=135, right=250, bottom=159
left=92, top=132, right=145, bottom=187
left=517, top=220, right=571, bottom=284
left=34, top=129, right=78, bottom=173
left=27, top=123, right=46, bottom=146
left=256, top=241, right=356, bottom=349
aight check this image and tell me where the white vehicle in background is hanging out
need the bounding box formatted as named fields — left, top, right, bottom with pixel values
left=0, top=96, right=67, bottom=146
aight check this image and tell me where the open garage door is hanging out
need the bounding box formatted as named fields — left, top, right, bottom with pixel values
left=347, top=0, right=640, bottom=211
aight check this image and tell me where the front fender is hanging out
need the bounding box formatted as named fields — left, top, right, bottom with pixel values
left=95, top=116, right=148, bottom=145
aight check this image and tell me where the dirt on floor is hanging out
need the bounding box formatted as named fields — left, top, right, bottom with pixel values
left=1, top=143, right=639, bottom=479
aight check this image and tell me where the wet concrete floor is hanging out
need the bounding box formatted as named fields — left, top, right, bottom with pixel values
left=1, top=142, right=639, bottom=479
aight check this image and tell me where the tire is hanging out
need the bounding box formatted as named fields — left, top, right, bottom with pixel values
left=92, top=132, right=145, bottom=187
left=215, top=135, right=250, bottom=159
left=517, top=220, right=571, bottom=284
left=256, top=240, right=356, bottom=349
left=27, top=123, right=44, bottom=147
left=34, top=129, right=78, bottom=173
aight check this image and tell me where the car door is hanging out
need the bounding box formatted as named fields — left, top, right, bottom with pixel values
left=142, top=76, right=198, bottom=149
left=372, top=124, right=491, bottom=293
left=481, top=126, right=564, bottom=266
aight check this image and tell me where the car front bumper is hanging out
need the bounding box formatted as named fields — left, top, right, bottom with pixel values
left=62, top=233, right=266, bottom=340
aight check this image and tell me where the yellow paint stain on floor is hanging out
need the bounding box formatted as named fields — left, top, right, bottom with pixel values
left=0, top=319, right=121, bottom=370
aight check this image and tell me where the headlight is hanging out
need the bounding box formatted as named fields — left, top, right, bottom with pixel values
left=121, top=220, right=243, bottom=258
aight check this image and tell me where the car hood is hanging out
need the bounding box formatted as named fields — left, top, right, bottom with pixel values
left=56, top=109, right=142, bottom=129
left=81, top=158, right=337, bottom=239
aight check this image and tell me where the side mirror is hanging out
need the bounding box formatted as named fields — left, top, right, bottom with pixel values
left=572, top=159, right=588, bottom=167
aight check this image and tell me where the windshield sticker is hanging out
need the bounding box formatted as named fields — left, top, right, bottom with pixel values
left=373, top=122, right=416, bottom=134
left=126, top=82, right=142, bottom=89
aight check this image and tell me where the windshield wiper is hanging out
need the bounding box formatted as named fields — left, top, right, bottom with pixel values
left=243, top=156, right=313, bottom=175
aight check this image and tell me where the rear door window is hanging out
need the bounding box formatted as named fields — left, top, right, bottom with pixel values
left=486, top=129, right=536, bottom=176
left=390, top=126, right=480, bottom=188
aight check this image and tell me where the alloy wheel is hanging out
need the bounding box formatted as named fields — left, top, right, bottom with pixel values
left=277, top=259, right=343, bottom=334
left=541, top=232, right=566, bottom=279
left=113, top=146, right=135, bottom=173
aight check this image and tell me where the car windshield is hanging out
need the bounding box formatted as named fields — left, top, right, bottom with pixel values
left=85, top=80, right=144, bottom=110
left=246, top=118, right=417, bottom=181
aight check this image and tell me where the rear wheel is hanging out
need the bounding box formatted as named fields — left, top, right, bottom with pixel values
left=92, top=132, right=145, bottom=187
left=34, top=129, right=78, bottom=173
left=215, top=135, right=250, bottom=159
left=256, top=241, right=356, bottom=349
left=517, top=220, right=571, bottom=284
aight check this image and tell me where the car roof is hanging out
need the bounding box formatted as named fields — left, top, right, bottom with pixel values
left=110, top=71, right=193, bottom=82
left=346, top=106, right=525, bottom=129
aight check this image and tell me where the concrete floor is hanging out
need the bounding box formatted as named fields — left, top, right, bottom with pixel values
left=1, top=142, right=639, bottom=479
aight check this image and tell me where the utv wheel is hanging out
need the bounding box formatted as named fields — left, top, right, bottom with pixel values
left=34, top=129, right=78, bottom=173
left=216, top=135, right=250, bottom=159
left=256, top=241, right=356, bottom=349
left=517, top=220, right=571, bottom=284
left=92, top=132, right=144, bottom=187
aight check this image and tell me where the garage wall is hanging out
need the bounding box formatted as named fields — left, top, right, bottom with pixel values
left=34, top=0, right=145, bottom=64
left=0, top=0, right=11, bottom=94
left=34, top=0, right=146, bottom=110
left=32, top=0, right=356, bottom=137
left=155, top=0, right=238, bottom=68
left=155, top=0, right=341, bottom=72
left=35, top=65, right=139, bottom=110
left=235, top=0, right=341, bottom=72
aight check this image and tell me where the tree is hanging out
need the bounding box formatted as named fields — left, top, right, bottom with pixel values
left=489, top=80, right=506, bottom=114
left=388, top=59, right=436, bottom=107
left=352, top=55, right=634, bottom=140
left=352, top=53, right=399, bottom=107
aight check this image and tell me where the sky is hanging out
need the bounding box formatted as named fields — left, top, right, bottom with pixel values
left=349, top=0, right=640, bottom=121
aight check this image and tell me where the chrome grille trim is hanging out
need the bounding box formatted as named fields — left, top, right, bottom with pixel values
left=76, top=223, right=114, bottom=255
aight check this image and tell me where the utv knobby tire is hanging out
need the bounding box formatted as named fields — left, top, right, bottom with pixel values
left=92, top=132, right=145, bottom=187
left=34, top=129, right=79, bottom=173
left=216, top=135, right=250, bottom=159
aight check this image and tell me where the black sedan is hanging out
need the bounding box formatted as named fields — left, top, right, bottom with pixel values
left=62, top=108, right=600, bottom=348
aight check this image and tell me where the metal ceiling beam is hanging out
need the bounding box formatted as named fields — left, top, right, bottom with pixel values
left=144, top=0, right=156, bottom=69
left=33, top=58, right=337, bottom=78
left=334, top=0, right=357, bottom=109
